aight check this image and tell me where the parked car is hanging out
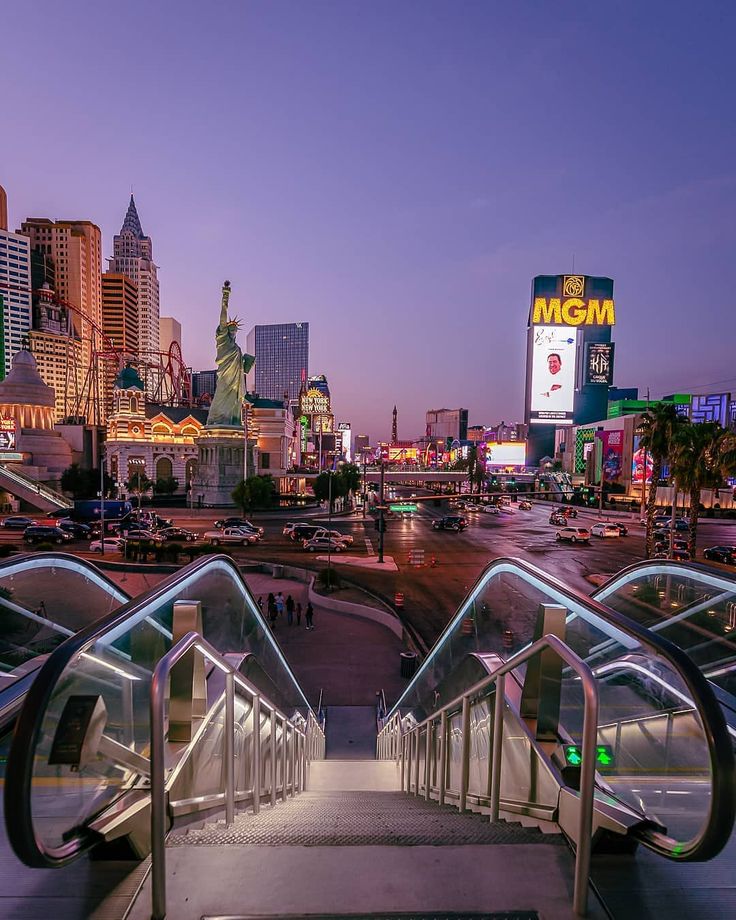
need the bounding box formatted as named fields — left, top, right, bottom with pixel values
left=556, top=526, right=591, bottom=544
left=314, top=528, right=354, bottom=545
left=518, top=501, right=533, bottom=510
left=2, top=516, right=37, bottom=529
left=703, top=545, right=736, bottom=565
left=90, top=537, right=125, bottom=553
left=303, top=536, right=347, bottom=553
left=23, top=525, right=74, bottom=545
left=203, top=528, right=257, bottom=547
left=549, top=512, right=568, bottom=526
left=432, top=515, right=467, bottom=532
left=591, top=522, right=621, bottom=539
left=57, top=519, right=92, bottom=539
left=158, top=526, right=197, bottom=543
left=215, top=517, right=264, bottom=534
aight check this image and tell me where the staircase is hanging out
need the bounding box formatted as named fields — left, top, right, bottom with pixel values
left=127, top=761, right=604, bottom=920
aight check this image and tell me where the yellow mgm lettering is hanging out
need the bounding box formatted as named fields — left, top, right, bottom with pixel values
left=532, top=297, right=615, bottom=326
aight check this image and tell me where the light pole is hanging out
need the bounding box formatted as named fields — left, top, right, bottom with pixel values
left=99, top=449, right=106, bottom=557
left=378, top=459, right=386, bottom=564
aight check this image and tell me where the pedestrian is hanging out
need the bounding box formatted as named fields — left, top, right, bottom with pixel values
left=275, top=592, right=285, bottom=619
left=305, top=601, right=314, bottom=630
left=36, top=600, right=48, bottom=618
left=267, top=592, right=277, bottom=629
left=286, top=594, right=295, bottom=626
left=296, top=602, right=302, bottom=626
left=257, top=596, right=264, bottom=614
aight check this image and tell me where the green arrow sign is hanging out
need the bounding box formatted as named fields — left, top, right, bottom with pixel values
left=564, top=744, right=615, bottom=768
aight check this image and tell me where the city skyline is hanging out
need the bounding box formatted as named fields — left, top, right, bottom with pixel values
left=3, top=2, right=735, bottom=443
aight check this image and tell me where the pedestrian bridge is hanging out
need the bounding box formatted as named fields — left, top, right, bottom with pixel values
left=0, top=552, right=734, bottom=918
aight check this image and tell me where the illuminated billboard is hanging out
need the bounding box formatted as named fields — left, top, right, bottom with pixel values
left=531, top=276, right=615, bottom=327
left=529, top=326, right=577, bottom=425
left=0, top=416, right=16, bottom=451
left=585, top=343, right=615, bottom=385
left=485, top=441, right=526, bottom=467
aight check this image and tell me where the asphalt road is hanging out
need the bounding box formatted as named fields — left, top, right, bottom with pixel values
left=2, top=496, right=735, bottom=651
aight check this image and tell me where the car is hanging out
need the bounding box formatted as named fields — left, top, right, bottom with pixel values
left=591, top=522, right=621, bottom=539
left=549, top=512, right=568, bottom=526
left=46, top=508, right=73, bottom=519
left=122, top=510, right=172, bottom=529
left=290, top=524, right=323, bottom=542
left=480, top=504, right=499, bottom=514
left=560, top=506, right=578, bottom=518
left=203, top=528, right=257, bottom=547
left=90, top=537, right=125, bottom=553
left=122, top=530, right=164, bottom=547
left=57, top=519, right=92, bottom=539
left=158, top=526, right=197, bottom=543
left=283, top=521, right=311, bottom=536
left=464, top=503, right=483, bottom=513
left=518, top=501, right=533, bottom=510
left=432, top=515, right=467, bottom=532
left=2, top=516, right=37, bottom=529
left=215, top=517, right=264, bottom=534
left=703, top=545, right=736, bottom=565
left=314, top=528, right=354, bottom=545
left=556, top=526, right=591, bottom=544
left=23, top=525, right=74, bottom=545
left=229, top=527, right=261, bottom=543
left=609, top=521, right=628, bottom=536
left=654, top=548, right=691, bottom=561
left=303, top=536, right=347, bottom=553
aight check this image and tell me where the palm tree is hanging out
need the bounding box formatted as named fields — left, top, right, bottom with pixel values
left=466, top=446, right=484, bottom=494
left=669, top=422, right=727, bottom=558
left=638, top=403, right=686, bottom=557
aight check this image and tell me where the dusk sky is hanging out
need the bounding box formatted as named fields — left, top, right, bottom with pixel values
left=4, top=1, right=735, bottom=443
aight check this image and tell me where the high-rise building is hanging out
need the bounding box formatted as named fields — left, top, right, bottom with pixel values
left=108, top=195, right=160, bottom=356
left=159, top=316, right=181, bottom=355
left=245, top=322, right=308, bottom=401
left=29, top=283, right=83, bottom=421
left=0, top=225, right=32, bottom=380
left=192, top=369, right=218, bottom=401
left=102, top=273, right=139, bottom=354
left=426, top=408, right=468, bottom=442
left=0, top=185, right=7, bottom=231
left=20, top=217, right=104, bottom=421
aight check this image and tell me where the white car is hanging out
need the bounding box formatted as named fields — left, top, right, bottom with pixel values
left=314, top=528, right=354, bottom=545
left=480, top=504, right=499, bottom=514
left=303, top=536, right=348, bottom=553
left=204, top=528, right=258, bottom=546
left=591, top=522, right=621, bottom=539
left=464, top=503, right=483, bottom=513
left=90, top=537, right=125, bottom=553
left=556, top=526, right=591, bottom=544
left=230, top=526, right=262, bottom=541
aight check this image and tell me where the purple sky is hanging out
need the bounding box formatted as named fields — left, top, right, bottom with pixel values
left=4, top=1, right=735, bottom=443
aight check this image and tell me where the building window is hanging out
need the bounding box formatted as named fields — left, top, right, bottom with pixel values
left=260, top=452, right=270, bottom=469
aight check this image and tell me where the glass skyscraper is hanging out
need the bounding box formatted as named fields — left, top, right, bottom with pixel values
left=246, top=322, right=309, bottom=402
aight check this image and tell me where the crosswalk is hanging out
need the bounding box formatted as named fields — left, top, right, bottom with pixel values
left=364, top=538, right=374, bottom=555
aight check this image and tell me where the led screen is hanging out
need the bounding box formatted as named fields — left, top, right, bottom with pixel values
left=529, top=326, right=577, bottom=424
left=485, top=442, right=526, bottom=467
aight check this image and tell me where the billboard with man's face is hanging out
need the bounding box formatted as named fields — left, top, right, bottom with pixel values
left=529, top=326, right=577, bottom=424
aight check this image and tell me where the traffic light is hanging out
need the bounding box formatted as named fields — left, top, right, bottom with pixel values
left=374, top=518, right=387, bottom=533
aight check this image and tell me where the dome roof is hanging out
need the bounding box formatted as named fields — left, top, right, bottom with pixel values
left=0, top=350, right=55, bottom=408
left=115, top=364, right=144, bottom=391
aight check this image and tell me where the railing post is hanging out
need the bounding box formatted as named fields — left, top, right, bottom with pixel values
left=301, top=731, right=307, bottom=791
left=252, top=695, right=261, bottom=814
left=270, top=709, right=277, bottom=807
left=413, top=728, right=420, bottom=795
left=400, top=732, right=406, bottom=791
left=150, top=666, right=168, bottom=920
left=225, top=672, right=235, bottom=826
left=573, top=670, right=599, bottom=917
left=406, top=729, right=413, bottom=792
left=438, top=709, right=448, bottom=806
left=459, top=695, right=470, bottom=813
left=490, top=674, right=504, bottom=822
left=290, top=722, right=296, bottom=796
left=424, top=721, right=433, bottom=801
left=281, top=719, right=288, bottom=802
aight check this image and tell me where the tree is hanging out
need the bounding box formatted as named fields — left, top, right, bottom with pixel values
left=466, top=446, right=485, bottom=494
left=638, top=403, right=686, bottom=557
left=313, top=470, right=347, bottom=510
left=670, top=422, right=735, bottom=558
left=232, top=474, right=276, bottom=515
left=338, top=463, right=361, bottom=499
left=126, top=471, right=154, bottom=507
left=154, top=476, right=179, bottom=496
left=61, top=463, right=114, bottom=499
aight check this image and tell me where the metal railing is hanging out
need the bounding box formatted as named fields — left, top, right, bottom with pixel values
left=151, top=629, right=325, bottom=920
left=378, top=633, right=599, bottom=917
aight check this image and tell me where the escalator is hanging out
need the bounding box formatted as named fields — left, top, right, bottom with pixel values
left=3, top=553, right=733, bottom=918
left=0, top=462, right=70, bottom=512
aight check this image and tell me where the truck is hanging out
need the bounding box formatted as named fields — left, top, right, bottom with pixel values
left=71, top=499, right=133, bottom=525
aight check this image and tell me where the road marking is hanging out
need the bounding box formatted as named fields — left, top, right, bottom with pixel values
left=364, top=538, right=374, bottom=554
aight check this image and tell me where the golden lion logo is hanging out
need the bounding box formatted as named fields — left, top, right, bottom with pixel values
left=563, top=275, right=585, bottom=298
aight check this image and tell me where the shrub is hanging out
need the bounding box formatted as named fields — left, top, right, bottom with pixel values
left=35, top=542, right=55, bottom=551
left=0, top=544, right=18, bottom=558
left=317, top=567, right=341, bottom=591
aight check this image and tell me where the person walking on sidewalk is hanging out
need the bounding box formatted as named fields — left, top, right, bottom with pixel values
left=275, top=592, right=285, bottom=619
left=305, top=601, right=314, bottom=630
left=286, top=594, right=295, bottom=626
left=267, top=593, right=277, bottom=629
left=296, top=601, right=302, bottom=626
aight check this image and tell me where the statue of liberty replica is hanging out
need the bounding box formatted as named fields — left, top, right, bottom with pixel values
left=192, top=281, right=256, bottom=506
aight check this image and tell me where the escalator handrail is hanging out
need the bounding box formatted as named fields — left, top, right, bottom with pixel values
left=387, top=554, right=735, bottom=862
left=592, top=557, right=736, bottom=599
left=0, top=551, right=130, bottom=605
left=5, top=553, right=317, bottom=868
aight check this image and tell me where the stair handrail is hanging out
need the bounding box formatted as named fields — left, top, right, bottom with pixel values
left=389, top=632, right=599, bottom=917
left=150, top=628, right=319, bottom=920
